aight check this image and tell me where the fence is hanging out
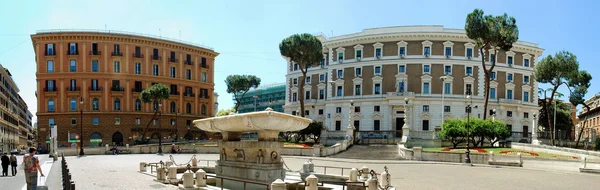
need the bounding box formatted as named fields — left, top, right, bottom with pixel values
left=61, top=153, right=76, bottom=190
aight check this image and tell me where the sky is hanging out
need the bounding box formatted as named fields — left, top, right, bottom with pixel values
left=1, top=0, right=599, bottom=124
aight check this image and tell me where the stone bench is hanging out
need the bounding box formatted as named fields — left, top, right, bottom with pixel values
left=487, top=151, right=523, bottom=167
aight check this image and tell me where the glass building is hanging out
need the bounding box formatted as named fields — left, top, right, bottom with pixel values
left=234, top=83, right=285, bottom=113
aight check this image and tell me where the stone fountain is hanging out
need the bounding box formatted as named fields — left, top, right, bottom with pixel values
left=193, top=107, right=312, bottom=189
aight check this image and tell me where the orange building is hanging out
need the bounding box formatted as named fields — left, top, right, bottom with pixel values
left=31, top=30, right=218, bottom=149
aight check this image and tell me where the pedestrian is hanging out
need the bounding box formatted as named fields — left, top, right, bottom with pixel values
left=10, top=153, right=17, bottom=176
left=24, top=147, right=44, bottom=190
left=1, top=153, right=9, bottom=176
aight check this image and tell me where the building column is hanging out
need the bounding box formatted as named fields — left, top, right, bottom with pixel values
left=83, top=43, right=87, bottom=72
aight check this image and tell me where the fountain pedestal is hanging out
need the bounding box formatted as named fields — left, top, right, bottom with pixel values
left=216, top=140, right=286, bottom=183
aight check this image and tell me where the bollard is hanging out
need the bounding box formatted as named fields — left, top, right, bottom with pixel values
left=303, top=159, right=314, bottom=173
left=306, top=174, right=318, bottom=190
left=156, top=167, right=166, bottom=181
left=380, top=169, right=391, bottom=187
left=581, top=156, right=587, bottom=169
left=195, top=169, right=206, bottom=187
left=517, top=153, right=523, bottom=167
left=367, top=178, right=378, bottom=190
left=126, top=144, right=129, bottom=149
left=271, top=179, right=287, bottom=190
left=70, top=181, right=75, bottom=190
left=105, top=144, right=109, bottom=152
left=191, top=156, right=198, bottom=167
left=488, top=151, right=495, bottom=162
left=139, top=162, right=147, bottom=172
left=349, top=168, right=358, bottom=182
left=165, top=161, right=173, bottom=168
left=182, top=172, right=194, bottom=188
left=168, top=166, right=178, bottom=181
left=360, top=166, right=369, bottom=180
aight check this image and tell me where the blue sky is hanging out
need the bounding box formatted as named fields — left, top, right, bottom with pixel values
left=0, top=0, right=598, bottom=123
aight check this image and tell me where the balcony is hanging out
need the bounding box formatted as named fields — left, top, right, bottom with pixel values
left=169, top=57, right=179, bottom=63
left=111, top=86, right=125, bottom=91
left=43, top=87, right=58, bottom=92
left=184, top=60, right=193, bottom=65
left=201, top=64, right=209, bottom=69
left=112, top=52, right=123, bottom=56
left=184, top=92, right=195, bottom=97
left=67, top=51, right=79, bottom=56
left=170, top=91, right=180, bottom=96
left=133, top=53, right=144, bottom=59
left=45, top=51, right=56, bottom=56
left=199, top=95, right=210, bottom=99
left=89, top=50, right=102, bottom=56
left=89, top=87, right=103, bottom=91
left=132, top=88, right=143, bottom=93
left=66, top=87, right=81, bottom=91
left=151, top=55, right=162, bottom=61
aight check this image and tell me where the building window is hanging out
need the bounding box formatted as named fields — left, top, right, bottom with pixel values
left=321, top=59, right=325, bottom=67
left=170, top=67, right=176, bottom=78
left=424, top=47, right=430, bottom=56
left=422, top=120, right=430, bottom=131
left=524, top=92, right=530, bottom=102
left=398, top=65, right=405, bottom=73
left=354, top=106, right=360, bottom=113
left=92, top=98, right=99, bottom=111
left=115, top=118, right=121, bottom=125
left=49, top=118, right=55, bottom=125
left=423, top=65, right=430, bottom=73
left=374, top=120, right=381, bottom=131
left=306, top=76, right=311, bottom=83
left=71, top=118, right=77, bottom=125
left=423, top=82, right=430, bottom=94
left=508, top=56, right=513, bottom=65
left=336, top=107, right=342, bottom=113
left=335, top=120, right=341, bottom=131
left=152, top=65, right=159, bottom=76
left=47, top=60, right=54, bottom=73
left=48, top=99, right=55, bottom=112
left=399, top=47, right=406, bottom=56
left=135, top=118, right=141, bottom=125
left=319, top=74, right=325, bottom=82
left=374, top=105, right=380, bottom=112
left=466, top=84, right=472, bottom=95
left=186, top=69, right=192, bottom=80
left=524, top=112, right=529, bottom=118
left=90, top=60, right=98, bottom=72
left=291, top=111, right=297, bottom=116
left=319, top=89, right=324, bottom=99
left=507, top=89, right=513, bottom=99
left=490, top=88, right=496, bottom=99
left=305, top=91, right=311, bottom=100
left=507, top=111, right=513, bottom=117
left=90, top=117, right=98, bottom=125
left=338, top=52, right=344, bottom=61
left=444, top=83, right=451, bottom=94
left=490, top=72, right=496, bottom=80
left=444, top=106, right=451, bottom=112
left=304, top=110, right=310, bottom=116
left=355, top=85, right=361, bottom=96
left=135, top=99, right=142, bottom=111
left=374, top=83, right=381, bottom=95
left=445, top=47, right=452, bottom=56
left=356, top=50, right=362, bottom=59
left=293, top=64, right=298, bottom=71
left=46, top=43, right=55, bottom=55
left=70, top=59, right=76, bottom=72
left=70, top=98, right=77, bottom=111
left=337, top=69, right=343, bottom=78
left=524, top=76, right=530, bottom=84
left=114, top=61, right=120, bottom=73
left=375, top=48, right=382, bottom=58
left=507, top=73, right=513, bottom=82
left=318, top=109, right=323, bottom=115
left=466, top=66, right=473, bottom=76
left=337, top=86, right=342, bottom=96
left=354, top=121, right=360, bottom=131
left=444, top=65, right=451, bottom=74
left=374, top=66, right=381, bottom=75
left=69, top=43, right=77, bottom=55
left=114, top=98, right=121, bottom=111
left=187, top=103, right=193, bottom=114
left=355, top=68, right=362, bottom=77
left=466, top=48, right=473, bottom=58
left=292, top=92, right=297, bottom=102
left=292, top=78, right=298, bottom=85
left=423, top=105, right=429, bottom=112
left=135, top=63, right=141, bottom=74
left=490, top=53, right=495, bottom=63
left=524, top=59, right=530, bottom=67
left=397, top=81, right=405, bottom=93
left=199, top=72, right=205, bottom=82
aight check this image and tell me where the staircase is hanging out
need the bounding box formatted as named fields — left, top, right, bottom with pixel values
left=327, top=144, right=402, bottom=160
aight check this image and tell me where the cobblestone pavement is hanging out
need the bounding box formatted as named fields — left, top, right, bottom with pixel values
left=65, top=154, right=600, bottom=190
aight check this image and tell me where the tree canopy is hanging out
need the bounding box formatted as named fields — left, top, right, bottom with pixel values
left=279, top=33, right=323, bottom=117
left=465, top=9, right=519, bottom=120
left=216, top=107, right=237, bottom=117
left=141, top=83, right=170, bottom=106
left=225, top=74, right=261, bottom=111
left=440, top=117, right=509, bottom=148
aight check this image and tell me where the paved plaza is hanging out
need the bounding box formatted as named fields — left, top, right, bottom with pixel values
left=48, top=154, right=600, bottom=190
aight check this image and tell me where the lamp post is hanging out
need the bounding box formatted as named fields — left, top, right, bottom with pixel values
left=440, top=76, right=448, bottom=127
left=79, top=97, right=85, bottom=156
left=465, top=93, right=472, bottom=164
left=157, top=101, right=163, bottom=155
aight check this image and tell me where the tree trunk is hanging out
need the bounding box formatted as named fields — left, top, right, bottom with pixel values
left=452, top=138, right=459, bottom=148
left=298, top=70, right=307, bottom=117
left=545, top=87, right=559, bottom=145
left=575, top=105, right=590, bottom=148
left=480, top=48, right=489, bottom=120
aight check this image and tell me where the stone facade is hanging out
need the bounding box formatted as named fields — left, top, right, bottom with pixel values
left=285, top=26, right=544, bottom=147
left=577, top=93, right=600, bottom=141
left=31, top=30, right=218, bottom=148
left=0, top=64, right=31, bottom=152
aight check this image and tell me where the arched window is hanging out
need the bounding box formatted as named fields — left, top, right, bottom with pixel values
left=135, top=99, right=142, bottom=111
left=201, top=104, right=206, bottom=115
left=92, top=98, right=99, bottom=111
left=48, top=99, right=55, bottom=112
left=186, top=103, right=192, bottom=114
left=170, top=102, right=176, bottom=113
left=70, top=98, right=77, bottom=111
left=114, top=98, right=121, bottom=111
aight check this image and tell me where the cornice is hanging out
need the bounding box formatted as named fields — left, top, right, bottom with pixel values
left=31, top=33, right=219, bottom=58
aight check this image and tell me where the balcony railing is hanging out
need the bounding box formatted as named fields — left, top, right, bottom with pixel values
left=89, top=50, right=101, bottom=55
left=199, top=95, right=210, bottom=99
left=132, top=88, right=143, bottom=93
left=151, top=55, right=162, bottom=61
left=169, top=57, right=179, bottom=63
left=133, top=53, right=144, bottom=58
left=170, top=91, right=180, bottom=96
left=184, top=92, right=195, bottom=97
left=89, top=87, right=103, bottom=91
left=45, top=51, right=56, bottom=56
left=184, top=60, right=193, bottom=65
left=201, top=64, right=209, bottom=69
left=44, top=87, right=58, bottom=92
left=66, top=87, right=81, bottom=91
left=112, top=52, right=123, bottom=56
left=111, top=87, right=125, bottom=91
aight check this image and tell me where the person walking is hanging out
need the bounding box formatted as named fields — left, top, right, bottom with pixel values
left=24, top=148, right=44, bottom=190
left=10, top=153, right=17, bottom=176
left=1, top=153, right=9, bottom=176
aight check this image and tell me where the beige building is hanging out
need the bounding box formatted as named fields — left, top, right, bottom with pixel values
left=0, top=64, right=31, bottom=152
left=576, top=93, right=600, bottom=142
left=284, top=26, right=544, bottom=147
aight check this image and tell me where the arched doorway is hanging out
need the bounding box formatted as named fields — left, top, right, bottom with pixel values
left=90, top=133, right=102, bottom=147
left=112, top=131, right=124, bottom=146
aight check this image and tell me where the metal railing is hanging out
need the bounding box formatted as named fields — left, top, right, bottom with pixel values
left=201, top=64, right=209, bottom=69
left=168, top=57, right=179, bottom=63
left=89, top=51, right=101, bottom=55
left=184, top=93, right=196, bottom=97
left=111, top=52, right=123, bottom=56
left=184, top=60, right=193, bottom=65
left=36, top=29, right=214, bottom=50
left=66, top=87, right=81, bottom=91
left=314, top=165, right=353, bottom=176
left=151, top=55, right=162, bottom=61
left=111, top=87, right=125, bottom=91
left=132, top=88, right=143, bottom=93
left=89, top=87, right=103, bottom=91
left=61, top=153, right=76, bottom=190
left=44, top=87, right=58, bottom=92
left=133, top=53, right=144, bottom=58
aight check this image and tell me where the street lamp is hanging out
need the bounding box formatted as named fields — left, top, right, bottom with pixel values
left=79, top=97, right=85, bottom=156
left=465, top=93, right=472, bottom=164
left=157, top=101, right=163, bottom=155
left=440, top=76, right=448, bottom=127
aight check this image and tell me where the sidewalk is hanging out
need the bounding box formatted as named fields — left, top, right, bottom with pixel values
left=45, top=159, right=63, bottom=189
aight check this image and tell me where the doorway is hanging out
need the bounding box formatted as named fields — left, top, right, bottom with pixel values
left=396, top=118, right=405, bottom=137
left=112, top=131, right=124, bottom=146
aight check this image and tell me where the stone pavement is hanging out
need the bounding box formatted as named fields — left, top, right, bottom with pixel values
left=61, top=153, right=600, bottom=190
